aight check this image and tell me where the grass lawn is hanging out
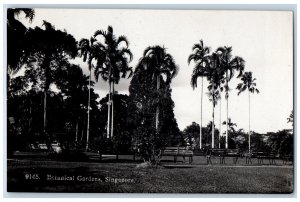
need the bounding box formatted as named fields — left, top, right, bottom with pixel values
left=7, top=158, right=293, bottom=193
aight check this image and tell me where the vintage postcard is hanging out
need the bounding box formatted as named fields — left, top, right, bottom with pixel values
left=6, top=8, right=294, bottom=193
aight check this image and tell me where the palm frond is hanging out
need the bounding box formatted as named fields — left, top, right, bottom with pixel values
left=119, top=48, right=133, bottom=62
left=143, top=46, right=155, bottom=57
left=237, top=84, right=247, bottom=95
left=107, top=26, right=113, bottom=34
left=94, top=29, right=106, bottom=38
left=191, top=72, right=202, bottom=89
left=192, top=43, right=203, bottom=52
left=21, top=9, right=35, bottom=22
left=187, top=54, right=196, bottom=64
left=126, top=67, right=133, bottom=79
left=216, top=46, right=226, bottom=54
left=9, top=8, right=35, bottom=22
left=117, top=35, right=129, bottom=47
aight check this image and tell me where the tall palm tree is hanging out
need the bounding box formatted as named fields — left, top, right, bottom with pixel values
left=222, top=117, right=237, bottom=147
left=138, top=46, right=178, bottom=133
left=217, top=46, right=245, bottom=149
left=78, top=36, right=97, bottom=151
left=93, top=26, right=133, bottom=139
left=206, top=52, right=223, bottom=149
left=236, top=71, right=259, bottom=153
left=222, top=118, right=237, bottom=133
left=188, top=40, right=210, bottom=150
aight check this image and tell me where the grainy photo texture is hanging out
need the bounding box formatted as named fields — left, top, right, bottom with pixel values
left=6, top=8, right=293, bottom=193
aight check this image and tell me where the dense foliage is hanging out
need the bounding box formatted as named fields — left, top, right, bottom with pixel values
left=128, top=60, right=182, bottom=161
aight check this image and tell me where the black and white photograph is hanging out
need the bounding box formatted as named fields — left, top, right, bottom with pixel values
left=5, top=7, right=294, bottom=194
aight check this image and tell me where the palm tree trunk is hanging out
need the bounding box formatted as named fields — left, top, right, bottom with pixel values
left=28, top=100, right=32, bottom=134
left=107, top=80, right=111, bottom=139
left=219, top=97, right=221, bottom=149
left=111, top=82, right=114, bottom=138
left=155, top=75, right=160, bottom=132
left=200, top=77, right=203, bottom=150
left=81, top=120, right=85, bottom=142
left=43, top=90, right=47, bottom=133
left=152, top=75, right=160, bottom=163
left=43, top=61, right=50, bottom=134
left=225, top=71, right=229, bottom=149
left=212, top=100, right=215, bottom=149
left=75, top=119, right=79, bottom=142
left=86, top=69, right=91, bottom=151
left=248, top=90, right=251, bottom=153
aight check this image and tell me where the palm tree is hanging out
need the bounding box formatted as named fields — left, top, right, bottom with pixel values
left=138, top=46, right=178, bottom=134
left=7, top=8, right=35, bottom=74
left=222, top=118, right=237, bottom=133
left=222, top=117, right=238, bottom=148
left=206, top=52, right=223, bottom=149
left=217, top=46, right=245, bottom=149
left=188, top=40, right=210, bottom=150
left=217, top=77, right=225, bottom=149
left=78, top=36, right=97, bottom=151
left=237, top=71, right=259, bottom=153
left=93, top=26, right=133, bottom=139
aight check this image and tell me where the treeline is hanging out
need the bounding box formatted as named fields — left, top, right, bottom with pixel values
left=182, top=121, right=293, bottom=157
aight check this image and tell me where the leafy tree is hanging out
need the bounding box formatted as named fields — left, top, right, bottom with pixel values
left=7, top=74, right=29, bottom=99
left=7, top=8, right=35, bottom=73
left=201, top=121, right=220, bottom=149
left=24, top=21, right=77, bottom=134
left=266, top=130, right=293, bottom=157
left=159, top=84, right=182, bottom=146
left=93, top=26, right=133, bottom=139
left=7, top=87, right=66, bottom=153
left=55, top=62, right=94, bottom=144
left=231, top=129, right=247, bottom=152
left=217, top=46, right=245, bottom=149
left=188, top=40, right=210, bottom=149
left=96, top=93, right=132, bottom=159
left=237, top=71, right=259, bottom=152
left=8, top=65, right=101, bottom=153
left=182, top=122, right=216, bottom=149
left=8, top=74, right=43, bottom=155
left=183, top=122, right=199, bottom=147
left=251, top=132, right=269, bottom=152
left=128, top=58, right=181, bottom=162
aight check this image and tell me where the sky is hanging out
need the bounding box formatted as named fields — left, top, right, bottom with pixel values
left=18, top=8, right=293, bottom=133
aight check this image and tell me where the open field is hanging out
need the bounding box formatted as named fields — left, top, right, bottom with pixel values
left=7, top=157, right=293, bottom=193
